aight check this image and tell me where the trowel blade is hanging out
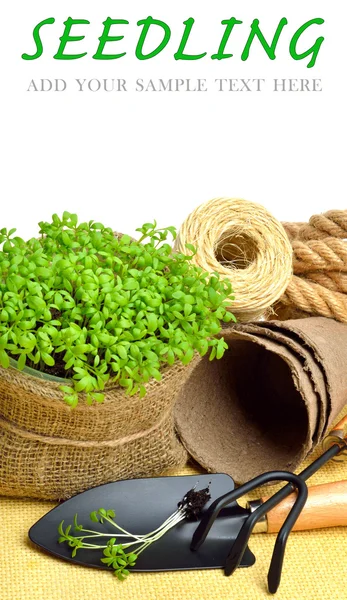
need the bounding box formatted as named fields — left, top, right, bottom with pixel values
left=29, top=474, right=255, bottom=572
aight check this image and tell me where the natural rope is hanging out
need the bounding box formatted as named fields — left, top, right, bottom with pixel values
left=281, top=222, right=306, bottom=241
left=283, top=277, right=347, bottom=323
left=175, top=200, right=347, bottom=323
left=303, top=271, right=347, bottom=294
left=285, top=211, right=347, bottom=241
left=292, top=238, right=347, bottom=273
left=280, top=209, right=347, bottom=323
left=175, top=198, right=293, bottom=322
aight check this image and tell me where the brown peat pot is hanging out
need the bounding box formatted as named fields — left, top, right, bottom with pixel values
left=175, top=318, right=347, bottom=483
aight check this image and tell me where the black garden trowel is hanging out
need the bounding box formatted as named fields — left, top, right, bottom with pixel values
left=29, top=417, right=347, bottom=587
left=29, top=473, right=257, bottom=572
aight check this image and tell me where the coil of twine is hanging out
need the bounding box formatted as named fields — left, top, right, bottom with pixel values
left=279, top=210, right=347, bottom=323
left=174, top=197, right=293, bottom=321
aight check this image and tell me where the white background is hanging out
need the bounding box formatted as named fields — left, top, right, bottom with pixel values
left=0, top=1, right=346, bottom=239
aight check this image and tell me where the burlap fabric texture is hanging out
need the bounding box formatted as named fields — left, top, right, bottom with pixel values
left=0, top=360, right=194, bottom=500
left=175, top=317, right=347, bottom=484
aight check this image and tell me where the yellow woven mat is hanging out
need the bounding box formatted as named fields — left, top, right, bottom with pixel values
left=1, top=410, right=346, bottom=600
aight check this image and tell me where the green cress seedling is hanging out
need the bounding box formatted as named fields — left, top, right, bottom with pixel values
left=0, top=212, right=235, bottom=407
left=58, top=487, right=211, bottom=580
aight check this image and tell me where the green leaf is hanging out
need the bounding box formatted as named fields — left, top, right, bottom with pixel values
left=17, top=352, right=26, bottom=370
left=75, top=376, right=91, bottom=392
left=123, top=279, right=139, bottom=291
left=36, top=267, right=52, bottom=279
left=0, top=350, right=10, bottom=369
left=172, top=291, right=184, bottom=300
left=73, top=344, right=91, bottom=355
left=57, top=521, right=65, bottom=536
left=147, top=367, right=162, bottom=382
left=197, top=339, right=209, bottom=356
left=209, top=347, right=217, bottom=361
left=64, top=395, right=78, bottom=408
left=182, top=347, right=194, bottom=365
left=117, top=345, right=127, bottom=360
left=54, top=292, right=63, bottom=308
left=90, top=511, right=99, bottom=523
left=224, top=310, right=236, bottom=323
left=41, top=353, right=55, bottom=367
left=60, top=386, right=74, bottom=395
left=185, top=243, right=197, bottom=254
left=91, top=392, right=104, bottom=403
left=0, top=334, right=8, bottom=350
left=216, top=339, right=226, bottom=359
left=114, top=570, right=125, bottom=581
left=127, top=553, right=137, bottom=563
left=70, top=213, right=78, bottom=226
left=208, top=287, right=219, bottom=306
left=91, top=222, right=104, bottom=230
left=147, top=313, right=158, bottom=333
left=184, top=303, right=192, bottom=317
left=27, top=296, right=46, bottom=312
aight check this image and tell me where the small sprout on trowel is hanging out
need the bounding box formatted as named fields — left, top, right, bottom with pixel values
left=58, top=485, right=211, bottom=580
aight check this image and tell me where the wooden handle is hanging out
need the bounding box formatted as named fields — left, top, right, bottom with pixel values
left=264, top=480, right=347, bottom=533
left=322, top=416, right=347, bottom=460
left=326, top=416, right=347, bottom=443
left=333, top=415, right=347, bottom=438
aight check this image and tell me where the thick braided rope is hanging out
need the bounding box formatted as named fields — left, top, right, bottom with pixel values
left=283, top=211, right=347, bottom=241
left=304, top=271, right=347, bottom=294
left=283, top=276, right=347, bottom=323
left=292, top=238, right=347, bottom=273
left=298, top=211, right=347, bottom=240
left=281, top=222, right=305, bottom=241
left=280, top=210, right=347, bottom=322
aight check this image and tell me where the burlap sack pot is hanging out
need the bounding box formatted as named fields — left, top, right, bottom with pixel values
left=175, top=317, right=347, bottom=484
left=0, top=359, right=194, bottom=500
